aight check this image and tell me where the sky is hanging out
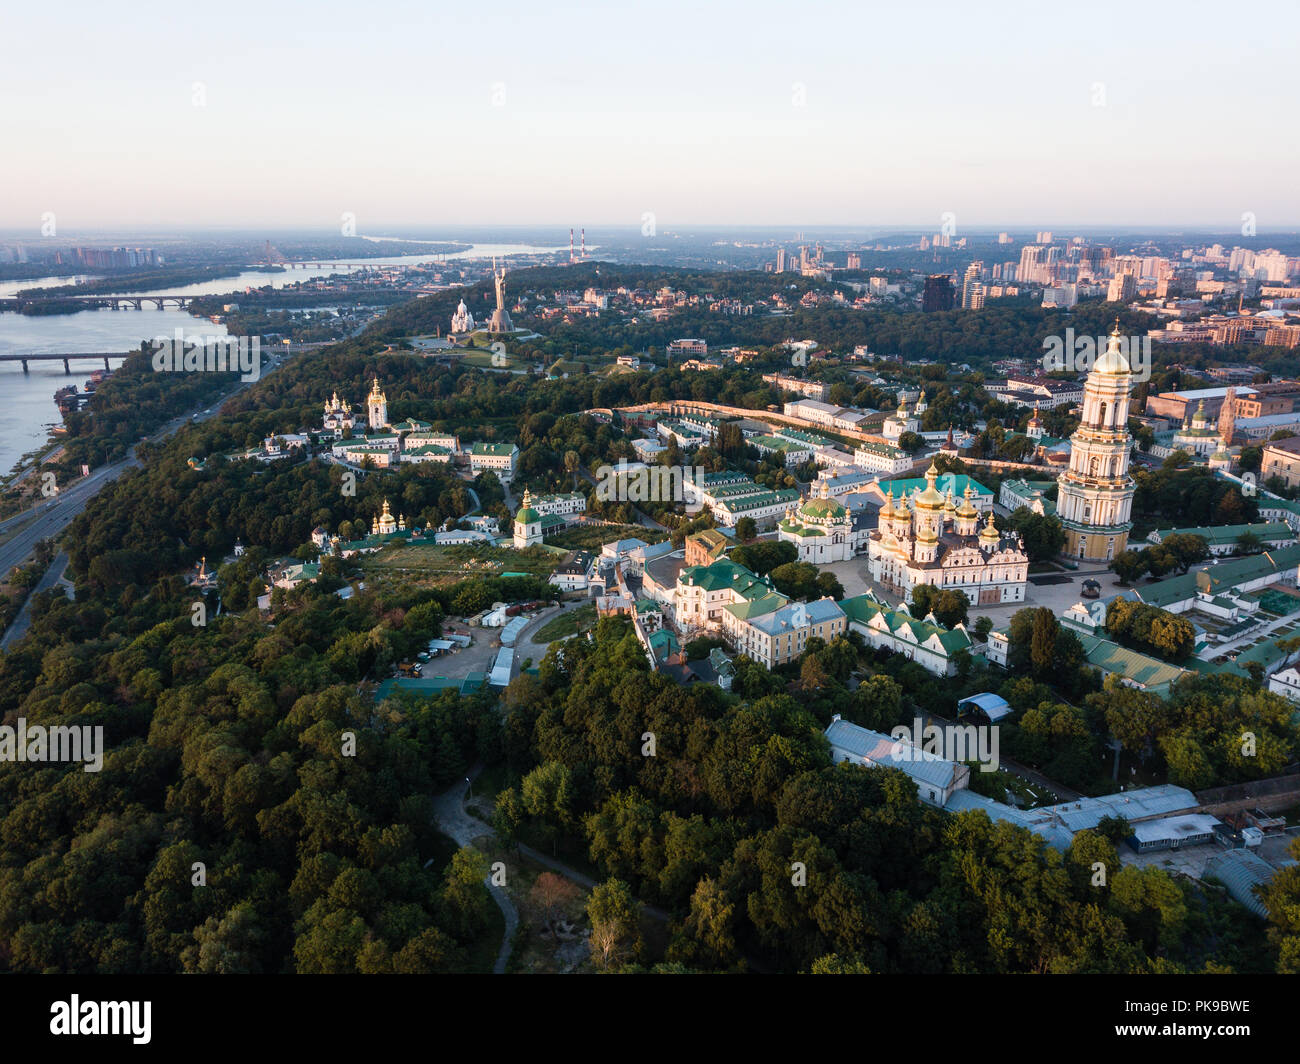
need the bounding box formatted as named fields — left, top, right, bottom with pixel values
left=1, top=0, right=1296, bottom=232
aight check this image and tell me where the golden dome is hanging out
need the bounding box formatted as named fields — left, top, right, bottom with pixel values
left=979, top=510, right=1000, bottom=542
left=914, top=463, right=947, bottom=511
left=879, top=488, right=895, bottom=520
left=957, top=483, right=979, bottom=519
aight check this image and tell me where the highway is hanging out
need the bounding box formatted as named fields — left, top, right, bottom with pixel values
left=0, top=551, right=70, bottom=649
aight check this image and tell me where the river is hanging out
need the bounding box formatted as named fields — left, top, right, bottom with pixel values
left=0, top=243, right=568, bottom=477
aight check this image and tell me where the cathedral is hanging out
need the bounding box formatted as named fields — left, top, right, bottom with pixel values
left=1170, top=399, right=1219, bottom=457
left=882, top=397, right=921, bottom=441
left=778, top=479, right=869, bottom=563
left=371, top=499, right=403, bottom=536
left=450, top=297, right=476, bottom=335
left=867, top=462, right=1029, bottom=607
left=1056, top=323, right=1137, bottom=561
left=322, top=392, right=357, bottom=436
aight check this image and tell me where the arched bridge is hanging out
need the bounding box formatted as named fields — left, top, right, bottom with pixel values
left=0, top=294, right=196, bottom=312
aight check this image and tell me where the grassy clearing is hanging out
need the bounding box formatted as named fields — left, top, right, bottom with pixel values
left=546, top=524, right=666, bottom=551
left=533, top=603, right=597, bottom=643
left=363, top=542, right=558, bottom=580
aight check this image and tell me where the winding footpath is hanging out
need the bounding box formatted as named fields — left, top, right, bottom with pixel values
left=432, top=767, right=519, bottom=974
left=431, top=765, right=672, bottom=974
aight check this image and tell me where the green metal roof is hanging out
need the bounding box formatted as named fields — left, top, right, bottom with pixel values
left=1077, top=635, right=1190, bottom=694
left=1150, top=522, right=1294, bottom=547
left=1136, top=544, right=1300, bottom=608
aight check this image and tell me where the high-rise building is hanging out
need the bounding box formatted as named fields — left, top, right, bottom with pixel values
left=1107, top=273, right=1136, bottom=303
left=962, top=262, right=984, bottom=309
left=1036, top=231, right=1053, bottom=245
left=846, top=252, right=861, bottom=270
left=776, top=248, right=786, bottom=273
left=922, top=275, right=955, bottom=312
left=1056, top=325, right=1137, bottom=562
left=1018, top=245, right=1045, bottom=284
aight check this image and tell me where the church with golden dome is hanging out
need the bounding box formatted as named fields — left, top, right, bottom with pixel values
left=322, top=392, right=358, bottom=437
left=867, top=462, right=1028, bottom=607
left=371, top=499, right=404, bottom=537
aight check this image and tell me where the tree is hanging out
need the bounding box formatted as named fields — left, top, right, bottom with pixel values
left=769, top=561, right=822, bottom=601
left=520, top=762, right=577, bottom=853
left=810, top=953, right=872, bottom=973
left=586, top=879, right=643, bottom=969
left=1030, top=609, right=1060, bottom=679
left=897, top=431, right=925, bottom=455
left=930, top=590, right=970, bottom=629
left=1110, top=550, right=1146, bottom=586
left=1263, top=837, right=1300, bottom=973
left=667, top=877, right=739, bottom=970
left=564, top=450, right=581, bottom=489
left=1106, top=599, right=1195, bottom=662
left=848, top=674, right=905, bottom=731
left=1007, top=509, right=1065, bottom=562
left=530, top=872, right=580, bottom=939
left=909, top=583, right=938, bottom=619
left=735, top=516, right=757, bottom=543
left=1159, top=533, right=1209, bottom=572
left=815, top=571, right=845, bottom=601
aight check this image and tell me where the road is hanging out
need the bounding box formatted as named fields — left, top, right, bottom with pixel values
left=0, top=551, right=70, bottom=649
left=0, top=461, right=134, bottom=577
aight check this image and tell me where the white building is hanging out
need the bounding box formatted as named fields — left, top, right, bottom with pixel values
left=782, top=399, right=871, bottom=433
left=824, top=716, right=970, bottom=808
left=881, top=399, right=920, bottom=441
left=868, top=463, right=1028, bottom=607
left=405, top=431, right=461, bottom=454
left=840, top=594, right=975, bottom=677
left=763, top=373, right=828, bottom=401
left=534, top=492, right=587, bottom=517
left=450, top=297, right=476, bottom=334
left=1267, top=666, right=1300, bottom=703
left=854, top=440, right=914, bottom=475
left=777, top=479, right=870, bottom=563
left=366, top=377, right=389, bottom=431
left=470, top=442, right=519, bottom=482
left=711, top=488, right=801, bottom=528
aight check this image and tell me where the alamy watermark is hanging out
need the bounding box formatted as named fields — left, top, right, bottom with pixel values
left=1042, top=328, right=1150, bottom=381
left=594, top=464, right=706, bottom=514
left=152, top=329, right=261, bottom=382
left=890, top=716, right=1000, bottom=773
left=0, top=718, right=103, bottom=772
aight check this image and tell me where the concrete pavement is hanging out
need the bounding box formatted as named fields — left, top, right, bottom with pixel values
left=1, top=551, right=71, bottom=649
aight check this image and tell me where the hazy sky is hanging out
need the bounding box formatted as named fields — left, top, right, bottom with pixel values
left=2, top=0, right=1296, bottom=231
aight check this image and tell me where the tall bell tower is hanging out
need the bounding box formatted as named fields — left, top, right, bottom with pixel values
left=367, top=377, right=388, bottom=431
left=1057, top=324, right=1137, bottom=562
